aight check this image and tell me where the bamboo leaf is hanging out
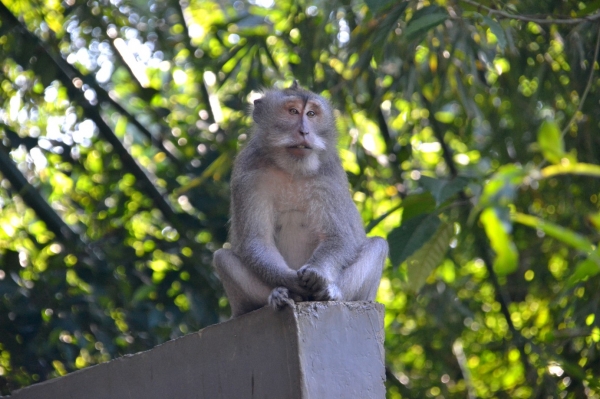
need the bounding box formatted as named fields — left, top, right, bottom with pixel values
left=512, top=212, right=600, bottom=266
left=403, top=6, right=448, bottom=41
left=365, top=0, right=396, bottom=14
left=540, top=163, right=600, bottom=179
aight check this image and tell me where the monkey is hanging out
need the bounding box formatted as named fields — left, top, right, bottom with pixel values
left=213, top=82, right=388, bottom=317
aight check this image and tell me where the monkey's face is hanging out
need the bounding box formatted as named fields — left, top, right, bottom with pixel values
left=274, top=97, right=327, bottom=159
left=252, top=88, right=337, bottom=175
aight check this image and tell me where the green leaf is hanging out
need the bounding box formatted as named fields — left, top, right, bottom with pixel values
left=481, top=208, right=519, bottom=275
left=537, top=120, right=565, bottom=164
left=434, top=111, right=455, bottom=123
left=388, top=213, right=441, bottom=268
left=540, top=162, right=600, bottom=179
left=512, top=212, right=600, bottom=265
left=365, top=204, right=402, bottom=234
left=365, top=0, right=396, bottom=14
left=589, top=212, right=600, bottom=230
left=370, top=3, right=409, bottom=63
left=401, top=192, right=436, bottom=221
left=513, top=212, right=600, bottom=286
left=482, top=16, right=507, bottom=50
left=479, top=164, right=527, bottom=208
left=470, top=164, right=526, bottom=225
left=405, top=222, right=454, bottom=292
left=132, top=285, right=155, bottom=304
left=568, top=259, right=600, bottom=286
left=419, top=175, right=468, bottom=205
left=403, top=6, right=448, bottom=41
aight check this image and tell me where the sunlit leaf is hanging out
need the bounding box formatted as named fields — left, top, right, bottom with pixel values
left=470, top=164, right=526, bottom=225
left=589, top=212, right=600, bottom=230
left=568, top=259, right=600, bottom=286
left=512, top=212, right=600, bottom=266
left=481, top=207, right=519, bottom=275
left=540, top=162, right=600, bottom=179
left=478, top=164, right=527, bottom=208
left=483, top=16, right=507, bottom=50
left=537, top=120, right=565, bottom=164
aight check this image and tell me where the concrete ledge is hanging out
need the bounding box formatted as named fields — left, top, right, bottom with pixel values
left=5, top=302, right=385, bottom=399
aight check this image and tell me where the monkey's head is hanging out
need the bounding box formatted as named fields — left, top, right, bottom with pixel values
left=251, top=82, right=338, bottom=175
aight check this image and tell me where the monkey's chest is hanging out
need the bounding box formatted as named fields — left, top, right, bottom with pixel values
left=274, top=209, right=319, bottom=270
left=259, top=168, right=321, bottom=269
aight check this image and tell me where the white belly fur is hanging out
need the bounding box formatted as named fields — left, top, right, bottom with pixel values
left=275, top=209, right=318, bottom=270
left=257, top=168, right=321, bottom=270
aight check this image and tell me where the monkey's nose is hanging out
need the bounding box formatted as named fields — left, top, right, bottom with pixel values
left=299, top=129, right=309, bottom=136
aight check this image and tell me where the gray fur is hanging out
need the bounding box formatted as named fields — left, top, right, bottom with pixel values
left=213, top=84, right=388, bottom=317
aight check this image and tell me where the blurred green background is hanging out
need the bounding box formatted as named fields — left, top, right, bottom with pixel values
left=1, top=0, right=600, bottom=397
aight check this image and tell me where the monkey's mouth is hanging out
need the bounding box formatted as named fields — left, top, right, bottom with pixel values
left=286, top=144, right=312, bottom=157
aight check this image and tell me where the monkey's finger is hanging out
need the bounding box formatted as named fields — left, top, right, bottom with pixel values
left=298, top=268, right=327, bottom=291
left=297, top=268, right=318, bottom=285
left=289, top=282, right=313, bottom=298
left=299, top=275, right=319, bottom=291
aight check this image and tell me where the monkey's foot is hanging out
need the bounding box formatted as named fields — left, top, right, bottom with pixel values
left=318, top=283, right=343, bottom=301
left=297, top=266, right=342, bottom=301
left=268, top=287, right=295, bottom=310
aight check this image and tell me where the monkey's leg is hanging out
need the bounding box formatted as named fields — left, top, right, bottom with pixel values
left=213, top=249, right=273, bottom=317
left=339, top=237, right=388, bottom=301
left=299, top=237, right=387, bottom=301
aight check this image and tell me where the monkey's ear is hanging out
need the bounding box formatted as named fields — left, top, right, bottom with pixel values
left=290, top=80, right=299, bottom=90
left=252, top=98, right=263, bottom=121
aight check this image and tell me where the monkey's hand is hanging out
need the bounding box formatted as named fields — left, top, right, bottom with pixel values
left=268, top=287, right=296, bottom=310
left=297, top=265, right=342, bottom=301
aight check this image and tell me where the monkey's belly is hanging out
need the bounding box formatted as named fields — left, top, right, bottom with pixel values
left=274, top=210, right=318, bottom=270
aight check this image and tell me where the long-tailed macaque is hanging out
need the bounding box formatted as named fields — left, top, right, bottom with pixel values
left=213, top=82, right=388, bottom=317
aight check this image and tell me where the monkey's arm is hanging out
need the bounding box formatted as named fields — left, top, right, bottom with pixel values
left=297, top=179, right=366, bottom=299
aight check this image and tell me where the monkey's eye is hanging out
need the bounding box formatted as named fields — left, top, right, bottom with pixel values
left=289, top=108, right=299, bottom=115
left=306, top=110, right=316, bottom=117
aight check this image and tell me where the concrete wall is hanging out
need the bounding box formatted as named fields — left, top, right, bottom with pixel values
left=4, top=301, right=385, bottom=399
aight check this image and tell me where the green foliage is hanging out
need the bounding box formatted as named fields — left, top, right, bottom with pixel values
left=405, top=221, right=454, bottom=292
left=538, top=120, right=566, bottom=164
left=481, top=207, right=519, bottom=276
left=1, top=0, right=600, bottom=397
left=388, top=213, right=441, bottom=268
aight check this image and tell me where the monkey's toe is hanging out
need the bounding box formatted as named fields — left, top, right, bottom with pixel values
left=268, top=287, right=295, bottom=310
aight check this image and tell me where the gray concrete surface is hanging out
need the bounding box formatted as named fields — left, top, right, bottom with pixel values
left=4, top=301, right=385, bottom=399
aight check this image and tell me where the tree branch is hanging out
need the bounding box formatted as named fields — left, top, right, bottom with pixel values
left=0, top=2, right=184, bottom=230
left=460, top=0, right=600, bottom=24
left=0, top=141, right=75, bottom=245
left=561, top=23, right=600, bottom=137
left=422, top=94, right=537, bottom=385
